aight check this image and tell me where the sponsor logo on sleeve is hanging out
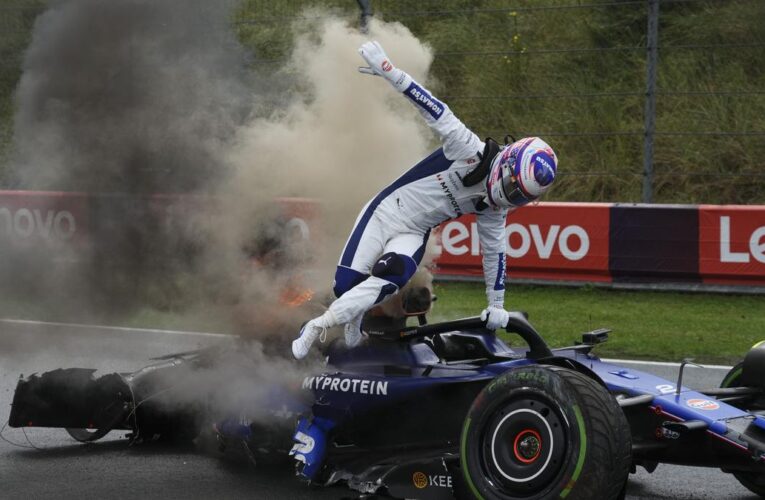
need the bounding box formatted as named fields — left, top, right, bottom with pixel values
left=404, top=82, right=444, bottom=119
left=495, top=252, right=506, bottom=290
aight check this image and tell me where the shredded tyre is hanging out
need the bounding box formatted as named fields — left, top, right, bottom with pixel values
left=460, top=365, right=631, bottom=500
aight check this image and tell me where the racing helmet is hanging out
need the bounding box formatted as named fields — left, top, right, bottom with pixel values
left=485, top=137, right=557, bottom=209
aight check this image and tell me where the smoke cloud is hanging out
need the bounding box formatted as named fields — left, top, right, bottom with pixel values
left=223, top=15, right=433, bottom=220
left=11, top=0, right=252, bottom=193
left=5, top=1, right=436, bottom=324
left=3, top=2, right=439, bottom=426
left=209, top=14, right=436, bottom=332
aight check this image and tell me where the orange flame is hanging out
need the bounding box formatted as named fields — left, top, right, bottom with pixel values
left=281, top=287, right=314, bottom=307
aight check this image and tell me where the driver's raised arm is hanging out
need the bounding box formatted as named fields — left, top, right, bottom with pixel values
left=358, top=41, right=482, bottom=161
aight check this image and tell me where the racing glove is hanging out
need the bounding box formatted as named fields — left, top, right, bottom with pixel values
left=481, top=306, right=510, bottom=331
left=358, top=41, right=412, bottom=92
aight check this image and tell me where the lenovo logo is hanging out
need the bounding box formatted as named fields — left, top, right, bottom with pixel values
left=437, top=220, right=589, bottom=261
left=719, top=216, right=765, bottom=264
left=0, top=207, right=77, bottom=241
left=506, top=223, right=588, bottom=261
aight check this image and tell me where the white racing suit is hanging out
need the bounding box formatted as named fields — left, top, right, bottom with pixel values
left=327, top=77, right=510, bottom=329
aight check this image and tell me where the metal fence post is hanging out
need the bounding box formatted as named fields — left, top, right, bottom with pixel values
left=643, top=0, right=659, bottom=203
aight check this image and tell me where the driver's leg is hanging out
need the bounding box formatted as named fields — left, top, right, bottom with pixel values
left=292, top=228, right=428, bottom=358
left=324, top=231, right=430, bottom=346
left=292, top=211, right=384, bottom=359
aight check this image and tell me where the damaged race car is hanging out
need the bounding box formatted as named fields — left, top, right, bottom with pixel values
left=8, top=287, right=765, bottom=500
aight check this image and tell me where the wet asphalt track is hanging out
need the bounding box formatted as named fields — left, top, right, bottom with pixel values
left=0, top=320, right=759, bottom=500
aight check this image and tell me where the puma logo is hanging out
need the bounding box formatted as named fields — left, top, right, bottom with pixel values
left=378, top=256, right=393, bottom=267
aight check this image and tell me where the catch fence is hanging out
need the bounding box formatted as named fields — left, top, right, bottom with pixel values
left=233, top=0, right=765, bottom=204
left=1, top=0, right=764, bottom=203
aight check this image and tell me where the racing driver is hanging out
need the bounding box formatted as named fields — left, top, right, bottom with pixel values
left=292, top=41, right=558, bottom=359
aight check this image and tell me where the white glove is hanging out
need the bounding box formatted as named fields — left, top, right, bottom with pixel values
left=481, top=306, right=510, bottom=331
left=358, top=41, right=412, bottom=92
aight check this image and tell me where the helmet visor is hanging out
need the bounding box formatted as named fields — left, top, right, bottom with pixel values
left=501, top=175, right=535, bottom=207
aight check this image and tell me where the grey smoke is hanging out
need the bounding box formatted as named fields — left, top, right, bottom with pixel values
left=3, top=1, right=442, bottom=428
left=11, top=0, right=253, bottom=193
left=4, top=0, right=437, bottom=334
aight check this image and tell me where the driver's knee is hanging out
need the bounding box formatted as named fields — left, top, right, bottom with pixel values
left=370, top=252, right=417, bottom=296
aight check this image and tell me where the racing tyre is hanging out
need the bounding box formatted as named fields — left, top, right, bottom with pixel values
left=720, top=361, right=749, bottom=410
left=460, top=365, right=631, bottom=500
left=720, top=361, right=765, bottom=498
left=732, top=473, right=765, bottom=498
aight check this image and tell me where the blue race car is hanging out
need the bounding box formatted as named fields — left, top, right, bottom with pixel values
left=283, top=311, right=765, bottom=500
left=9, top=298, right=765, bottom=500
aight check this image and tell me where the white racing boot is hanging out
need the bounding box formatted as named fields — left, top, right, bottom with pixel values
left=292, top=311, right=335, bottom=359
left=344, top=315, right=364, bottom=348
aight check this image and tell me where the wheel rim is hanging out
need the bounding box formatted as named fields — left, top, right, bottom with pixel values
left=480, top=394, right=568, bottom=497
left=513, top=428, right=542, bottom=464
left=66, top=427, right=111, bottom=442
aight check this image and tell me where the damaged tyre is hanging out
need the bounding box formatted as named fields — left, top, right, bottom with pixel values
left=460, top=365, right=630, bottom=500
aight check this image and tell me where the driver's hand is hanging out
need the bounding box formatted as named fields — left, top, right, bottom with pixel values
left=358, top=41, right=410, bottom=91
left=358, top=41, right=393, bottom=77
left=481, top=306, right=510, bottom=331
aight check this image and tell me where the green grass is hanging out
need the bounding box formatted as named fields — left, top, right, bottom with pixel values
left=431, top=282, right=765, bottom=365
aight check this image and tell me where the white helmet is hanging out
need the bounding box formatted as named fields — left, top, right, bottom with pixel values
left=486, top=137, right=558, bottom=209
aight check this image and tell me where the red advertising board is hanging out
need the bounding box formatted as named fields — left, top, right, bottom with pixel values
left=432, top=202, right=612, bottom=282
left=699, top=205, right=765, bottom=285
left=1, top=189, right=761, bottom=288
left=0, top=190, right=89, bottom=248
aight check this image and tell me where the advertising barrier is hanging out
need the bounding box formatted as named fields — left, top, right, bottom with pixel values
left=699, top=205, right=765, bottom=286
left=432, top=203, right=611, bottom=282
left=0, top=191, right=89, bottom=247
left=432, top=202, right=765, bottom=287
left=1, top=191, right=762, bottom=288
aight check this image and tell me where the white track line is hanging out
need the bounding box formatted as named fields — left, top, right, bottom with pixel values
left=0, top=318, right=735, bottom=369
left=0, top=318, right=229, bottom=338
left=602, top=358, right=732, bottom=370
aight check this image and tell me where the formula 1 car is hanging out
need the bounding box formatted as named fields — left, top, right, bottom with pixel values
left=8, top=300, right=765, bottom=500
